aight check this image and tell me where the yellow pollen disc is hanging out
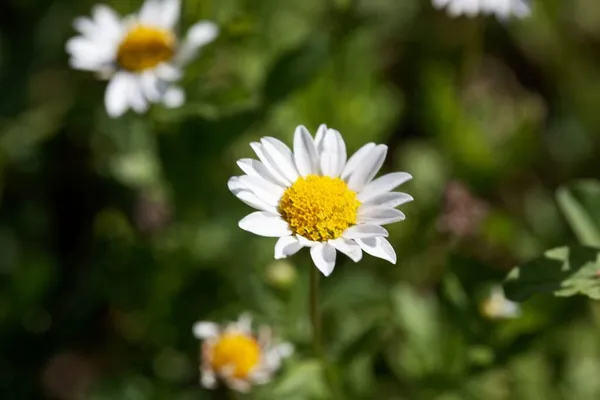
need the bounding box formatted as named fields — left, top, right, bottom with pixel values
left=210, top=333, right=261, bottom=379
left=117, top=25, right=175, bottom=72
left=278, top=175, right=360, bottom=242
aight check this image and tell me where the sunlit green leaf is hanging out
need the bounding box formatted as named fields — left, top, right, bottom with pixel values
left=556, top=180, right=600, bottom=247
left=504, top=246, right=600, bottom=301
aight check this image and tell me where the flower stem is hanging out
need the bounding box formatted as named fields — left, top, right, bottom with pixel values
left=309, top=265, right=322, bottom=356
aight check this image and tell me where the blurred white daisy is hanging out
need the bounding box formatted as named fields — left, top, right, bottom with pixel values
left=228, top=125, right=413, bottom=277
left=193, top=314, right=293, bottom=393
left=480, top=285, right=521, bottom=319
left=432, top=0, right=531, bottom=19
left=66, top=0, right=219, bottom=117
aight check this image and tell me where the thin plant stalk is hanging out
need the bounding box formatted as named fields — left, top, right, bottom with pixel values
left=309, top=265, right=322, bottom=356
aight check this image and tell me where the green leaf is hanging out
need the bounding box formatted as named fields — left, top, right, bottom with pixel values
left=262, top=36, right=330, bottom=106
left=556, top=180, right=600, bottom=247
left=503, top=246, right=600, bottom=301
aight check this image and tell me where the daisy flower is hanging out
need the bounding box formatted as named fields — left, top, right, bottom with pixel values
left=228, top=124, right=413, bottom=277
left=193, top=314, right=293, bottom=393
left=66, top=0, right=219, bottom=117
left=432, top=0, right=531, bottom=19
left=480, top=285, right=521, bottom=319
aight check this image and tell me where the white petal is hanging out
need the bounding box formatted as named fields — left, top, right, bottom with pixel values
left=127, top=76, right=149, bottom=114
left=236, top=159, right=282, bottom=187
left=342, top=224, right=388, bottom=239
left=362, top=192, right=414, bottom=208
left=201, top=368, right=217, bottom=389
left=140, top=71, right=161, bottom=102
left=175, top=21, right=219, bottom=66
left=357, top=208, right=405, bottom=225
left=227, top=378, right=252, bottom=393
left=261, top=137, right=300, bottom=183
left=320, top=129, right=347, bottom=177
left=155, top=63, right=183, bottom=81
left=236, top=313, right=253, bottom=334
left=92, top=4, right=123, bottom=40
left=329, top=238, right=362, bottom=262
left=274, top=236, right=303, bottom=259
left=228, top=176, right=245, bottom=194
left=104, top=72, right=130, bottom=117
left=239, top=212, right=291, bottom=237
left=158, top=0, right=180, bottom=29
left=138, top=0, right=162, bottom=25
left=293, top=125, right=320, bottom=176
left=250, top=142, right=290, bottom=187
left=341, top=143, right=376, bottom=180
left=235, top=190, right=278, bottom=214
left=347, top=145, right=387, bottom=192
left=358, top=172, right=412, bottom=202
left=237, top=175, right=284, bottom=206
left=193, top=321, right=219, bottom=339
left=356, top=237, right=397, bottom=264
left=314, top=124, right=327, bottom=151
left=310, top=243, right=336, bottom=277
left=161, top=86, right=185, bottom=108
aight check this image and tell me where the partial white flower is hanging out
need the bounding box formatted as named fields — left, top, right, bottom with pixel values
left=66, top=0, right=219, bottom=117
left=432, top=0, right=531, bottom=19
left=229, top=124, right=413, bottom=277
left=480, top=285, right=521, bottom=319
left=192, top=314, right=293, bottom=393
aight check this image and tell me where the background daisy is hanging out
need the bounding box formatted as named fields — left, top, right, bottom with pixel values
left=66, top=0, right=218, bottom=117
left=432, top=0, right=531, bottom=19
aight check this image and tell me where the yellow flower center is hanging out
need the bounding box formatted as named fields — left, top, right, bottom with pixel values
left=278, top=175, right=360, bottom=242
left=210, top=333, right=261, bottom=379
left=117, top=25, right=175, bottom=72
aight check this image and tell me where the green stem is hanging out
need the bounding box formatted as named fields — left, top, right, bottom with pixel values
left=309, top=265, right=322, bottom=356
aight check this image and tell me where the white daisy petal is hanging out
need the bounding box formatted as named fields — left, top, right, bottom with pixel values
left=260, top=137, right=300, bottom=183
left=155, top=63, right=183, bottom=81
left=346, top=145, right=387, bottom=191
left=320, top=129, right=347, bottom=177
left=239, top=212, right=291, bottom=237
left=175, top=21, right=219, bottom=66
left=236, top=190, right=279, bottom=214
left=140, top=70, right=161, bottom=102
left=275, top=236, right=303, bottom=259
left=161, top=85, right=185, bottom=108
left=237, top=175, right=285, bottom=206
left=139, top=0, right=162, bottom=25
left=91, top=4, right=122, bottom=39
left=329, top=238, right=362, bottom=262
left=342, top=224, right=388, bottom=239
left=104, top=72, right=130, bottom=117
left=314, top=124, right=327, bottom=151
left=293, top=125, right=320, bottom=176
left=310, top=243, right=336, bottom=276
left=250, top=142, right=291, bottom=186
left=227, top=176, right=245, bottom=194
left=236, top=313, right=253, bottom=334
left=358, top=172, right=413, bottom=202
left=158, top=0, right=180, bottom=29
left=127, top=76, right=149, bottom=114
left=362, top=192, right=414, bottom=208
left=193, top=322, right=219, bottom=339
left=358, top=208, right=406, bottom=225
left=227, top=378, right=252, bottom=393
left=341, top=142, right=375, bottom=180
left=201, top=368, right=217, bottom=389
left=356, top=237, right=397, bottom=264
left=237, top=159, right=283, bottom=187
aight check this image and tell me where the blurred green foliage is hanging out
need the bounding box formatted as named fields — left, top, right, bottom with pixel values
left=2, top=0, right=600, bottom=399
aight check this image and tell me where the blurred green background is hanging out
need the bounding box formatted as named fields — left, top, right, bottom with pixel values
left=2, top=0, right=600, bottom=399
